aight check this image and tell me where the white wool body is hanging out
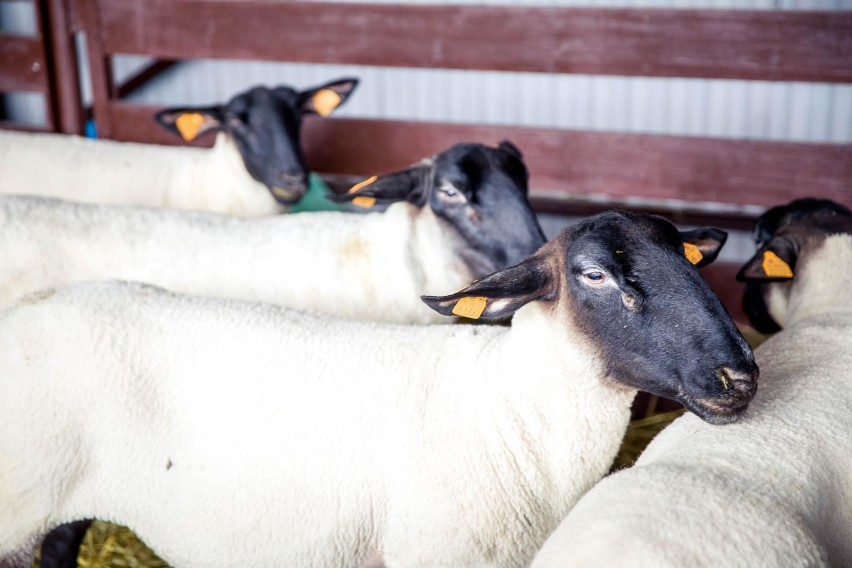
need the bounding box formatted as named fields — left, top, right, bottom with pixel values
left=531, top=234, right=852, bottom=568
left=0, top=130, right=282, bottom=216
left=0, top=280, right=634, bottom=568
left=0, top=195, right=473, bottom=323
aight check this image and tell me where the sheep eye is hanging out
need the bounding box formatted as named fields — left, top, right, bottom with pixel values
left=438, top=184, right=466, bottom=203
left=226, top=110, right=249, bottom=125
left=583, top=270, right=606, bottom=284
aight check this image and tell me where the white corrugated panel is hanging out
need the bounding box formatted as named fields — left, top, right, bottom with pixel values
left=120, top=60, right=852, bottom=143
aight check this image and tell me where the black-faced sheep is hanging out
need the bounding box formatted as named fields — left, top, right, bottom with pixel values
left=0, top=211, right=756, bottom=568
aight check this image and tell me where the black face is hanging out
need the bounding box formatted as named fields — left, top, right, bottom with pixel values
left=332, top=140, right=547, bottom=279
left=738, top=197, right=852, bottom=333
left=742, top=281, right=782, bottom=335
left=222, top=86, right=308, bottom=202
left=422, top=210, right=759, bottom=425
left=562, top=212, right=758, bottom=423
left=155, top=78, right=359, bottom=204
left=427, top=141, right=546, bottom=277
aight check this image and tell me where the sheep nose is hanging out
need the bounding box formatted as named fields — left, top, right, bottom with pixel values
left=279, top=173, right=306, bottom=188
left=717, top=366, right=759, bottom=399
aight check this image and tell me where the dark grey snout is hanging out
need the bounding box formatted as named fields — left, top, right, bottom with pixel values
left=684, top=362, right=759, bottom=425
left=279, top=172, right=307, bottom=189
left=269, top=173, right=308, bottom=204
left=718, top=366, right=759, bottom=401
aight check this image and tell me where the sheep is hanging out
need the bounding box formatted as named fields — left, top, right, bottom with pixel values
left=0, top=210, right=758, bottom=568
left=530, top=198, right=852, bottom=568
left=0, top=77, right=358, bottom=216
left=0, top=141, right=546, bottom=324
left=27, top=138, right=546, bottom=566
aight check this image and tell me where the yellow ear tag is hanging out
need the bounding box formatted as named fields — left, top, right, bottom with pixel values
left=452, top=296, right=488, bottom=319
left=312, top=89, right=342, bottom=117
left=762, top=250, right=793, bottom=278
left=683, top=243, right=703, bottom=265
left=175, top=112, right=206, bottom=141
left=348, top=175, right=378, bottom=208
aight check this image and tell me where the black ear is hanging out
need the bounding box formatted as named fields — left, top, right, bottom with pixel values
left=421, top=254, right=555, bottom=320
left=326, top=163, right=430, bottom=209
left=155, top=107, right=223, bottom=142
left=736, top=238, right=797, bottom=282
left=680, top=228, right=727, bottom=268
left=497, top=140, right=523, bottom=160
left=298, top=77, right=359, bottom=117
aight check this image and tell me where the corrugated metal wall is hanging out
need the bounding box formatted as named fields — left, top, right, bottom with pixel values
left=119, top=60, right=852, bottom=143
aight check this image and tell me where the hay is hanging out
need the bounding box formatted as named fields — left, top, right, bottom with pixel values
left=31, top=521, right=169, bottom=568
left=612, top=397, right=685, bottom=471
left=77, top=521, right=169, bottom=568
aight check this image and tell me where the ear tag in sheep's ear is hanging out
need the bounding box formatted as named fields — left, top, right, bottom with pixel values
left=762, top=250, right=794, bottom=278
left=452, top=296, right=488, bottom=320
left=311, top=89, right=342, bottom=117
left=175, top=112, right=206, bottom=142
left=683, top=243, right=703, bottom=265
left=348, top=176, right=378, bottom=208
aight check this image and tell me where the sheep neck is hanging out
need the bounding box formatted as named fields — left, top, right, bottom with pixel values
left=466, top=301, right=636, bottom=534
left=187, top=133, right=280, bottom=215
left=408, top=202, right=477, bottom=295
left=770, top=234, right=852, bottom=328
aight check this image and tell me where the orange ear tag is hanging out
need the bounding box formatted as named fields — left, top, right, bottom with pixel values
left=683, top=243, right=703, bottom=265
left=762, top=250, right=793, bottom=278
left=175, top=112, right=206, bottom=141
left=348, top=176, right=378, bottom=208
left=312, top=89, right=342, bottom=117
left=352, top=196, right=376, bottom=208
left=452, top=296, right=488, bottom=319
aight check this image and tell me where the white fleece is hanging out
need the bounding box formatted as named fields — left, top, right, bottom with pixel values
left=0, top=280, right=635, bottom=568
left=531, top=234, right=852, bottom=568
left=0, top=130, right=283, bottom=216
left=0, top=195, right=474, bottom=324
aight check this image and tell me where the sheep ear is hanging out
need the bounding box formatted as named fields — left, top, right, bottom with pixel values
left=155, top=107, right=222, bottom=142
left=680, top=228, right=727, bottom=267
left=736, top=238, right=796, bottom=282
left=497, top=140, right=523, bottom=160
left=326, top=163, right=430, bottom=209
left=299, top=77, right=359, bottom=117
left=422, top=255, right=555, bottom=320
